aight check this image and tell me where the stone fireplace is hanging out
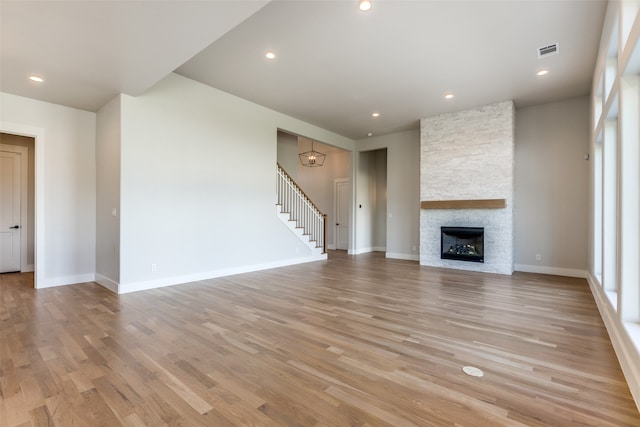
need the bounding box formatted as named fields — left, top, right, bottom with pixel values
left=420, top=101, right=514, bottom=275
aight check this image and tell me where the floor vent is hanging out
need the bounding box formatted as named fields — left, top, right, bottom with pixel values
left=462, top=366, right=484, bottom=377
left=538, top=43, right=559, bottom=58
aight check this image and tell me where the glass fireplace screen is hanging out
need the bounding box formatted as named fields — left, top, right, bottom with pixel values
left=441, top=227, right=484, bottom=263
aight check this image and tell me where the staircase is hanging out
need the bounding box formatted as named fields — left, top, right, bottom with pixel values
left=276, top=163, right=326, bottom=257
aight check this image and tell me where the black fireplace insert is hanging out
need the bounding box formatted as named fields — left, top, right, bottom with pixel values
left=441, top=226, right=484, bottom=263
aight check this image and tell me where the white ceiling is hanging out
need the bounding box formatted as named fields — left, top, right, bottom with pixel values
left=0, top=0, right=269, bottom=111
left=1, top=0, right=607, bottom=140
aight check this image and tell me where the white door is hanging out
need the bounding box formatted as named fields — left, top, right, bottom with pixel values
left=335, top=179, right=350, bottom=250
left=0, top=151, right=21, bottom=273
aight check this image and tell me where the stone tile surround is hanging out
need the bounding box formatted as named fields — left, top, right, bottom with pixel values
left=420, top=101, right=514, bottom=275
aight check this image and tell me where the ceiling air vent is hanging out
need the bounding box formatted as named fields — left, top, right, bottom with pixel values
left=538, top=43, right=559, bottom=58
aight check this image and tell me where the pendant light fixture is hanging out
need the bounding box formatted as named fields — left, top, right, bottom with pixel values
left=299, top=140, right=326, bottom=167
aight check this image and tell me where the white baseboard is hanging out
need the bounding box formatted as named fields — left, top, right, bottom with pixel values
left=349, top=247, right=372, bottom=255
left=386, top=252, right=419, bottom=261
left=118, top=254, right=328, bottom=294
left=38, top=273, right=96, bottom=289
left=350, top=247, right=385, bottom=255
left=95, top=274, right=119, bottom=293
left=514, top=264, right=588, bottom=278
left=327, top=244, right=337, bottom=250
left=586, top=273, right=640, bottom=412
left=21, top=264, right=34, bottom=273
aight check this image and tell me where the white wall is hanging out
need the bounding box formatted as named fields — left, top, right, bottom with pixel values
left=116, top=73, right=354, bottom=292
left=95, top=95, right=121, bottom=291
left=1, top=92, right=96, bottom=287
left=276, top=131, right=299, bottom=180
left=514, top=97, right=590, bottom=276
left=355, top=129, right=420, bottom=260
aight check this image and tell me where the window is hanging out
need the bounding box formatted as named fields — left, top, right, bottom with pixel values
left=593, top=132, right=603, bottom=283
left=602, top=119, right=618, bottom=306
left=619, top=75, right=639, bottom=322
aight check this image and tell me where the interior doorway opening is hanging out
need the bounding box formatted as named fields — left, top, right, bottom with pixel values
left=1, top=133, right=35, bottom=276
left=356, top=148, right=387, bottom=253
left=277, top=130, right=352, bottom=251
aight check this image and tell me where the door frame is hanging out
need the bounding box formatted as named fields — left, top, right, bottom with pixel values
left=333, top=178, right=350, bottom=250
left=0, top=144, right=29, bottom=272
left=1, top=121, right=44, bottom=289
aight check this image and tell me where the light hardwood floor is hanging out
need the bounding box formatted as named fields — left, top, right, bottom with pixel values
left=1, top=251, right=639, bottom=426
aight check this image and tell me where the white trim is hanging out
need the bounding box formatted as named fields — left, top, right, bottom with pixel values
left=0, top=121, right=44, bottom=289
left=22, top=264, right=34, bottom=272
left=95, top=274, right=119, bottom=293
left=19, top=146, right=28, bottom=271
left=349, top=247, right=387, bottom=255
left=350, top=246, right=374, bottom=255
left=514, top=264, right=588, bottom=278
left=334, top=177, right=350, bottom=251
left=327, top=244, right=337, bottom=250
left=118, top=254, right=327, bottom=294
left=386, top=252, right=419, bottom=261
left=587, top=272, right=640, bottom=411
left=350, top=247, right=386, bottom=254
left=40, top=273, right=96, bottom=289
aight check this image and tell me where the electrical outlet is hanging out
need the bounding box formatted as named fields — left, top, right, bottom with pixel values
left=535, top=254, right=541, bottom=261
left=151, top=263, right=157, bottom=272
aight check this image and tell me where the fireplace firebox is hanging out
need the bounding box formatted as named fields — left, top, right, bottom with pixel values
left=441, top=227, right=484, bottom=263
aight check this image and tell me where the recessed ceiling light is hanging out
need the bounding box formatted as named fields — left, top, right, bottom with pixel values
left=537, top=69, right=549, bottom=76
left=29, top=75, right=44, bottom=83
left=367, top=132, right=373, bottom=137
left=359, top=0, right=372, bottom=11
left=444, top=93, right=454, bottom=99
left=265, top=51, right=276, bottom=60
left=372, top=112, right=380, bottom=117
